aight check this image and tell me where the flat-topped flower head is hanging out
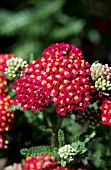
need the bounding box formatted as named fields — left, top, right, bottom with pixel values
left=13, top=43, right=95, bottom=116
left=100, top=99, right=111, bottom=126
left=0, top=94, right=14, bottom=132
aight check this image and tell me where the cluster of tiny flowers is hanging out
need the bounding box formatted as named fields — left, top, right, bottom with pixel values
left=23, top=155, right=70, bottom=170
left=0, top=54, right=15, bottom=133
left=23, top=155, right=56, bottom=170
left=0, top=135, right=9, bottom=149
left=0, top=75, right=8, bottom=94
left=100, top=99, right=111, bottom=126
left=59, top=144, right=75, bottom=162
left=4, top=57, right=28, bottom=80
left=4, top=163, right=22, bottom=170
left=13, top=43, right=95, bottom=116
left=90, top=62, right=111, bottom=93
left=75, top=107, right=101, bottom=128
left=0, top=95, right=14, bottom=132
left=0, top=54, right=16, bottom=148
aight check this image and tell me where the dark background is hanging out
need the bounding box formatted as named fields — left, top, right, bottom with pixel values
left=0, top=0, right=111, bottom=64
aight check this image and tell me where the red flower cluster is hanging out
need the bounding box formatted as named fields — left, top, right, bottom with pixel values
left=23, top=155, right=70, bottom=170
left=0, top=95, right=14, bottom=132
left=13, top=43, right=95, bottom=115
left=100, top=99, right=111, bottom=126
left=0, top=75, right=8, bottom=94
left=0, top=54, right=16, bottom=148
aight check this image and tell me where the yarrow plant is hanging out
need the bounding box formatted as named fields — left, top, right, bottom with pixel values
left=0, top=54, right=18, bottom=149
left=20, top=129, right=95, bottom=169
left=12, top=43, right=95, bottom=116
left=1, top=42, right=111, bottom=170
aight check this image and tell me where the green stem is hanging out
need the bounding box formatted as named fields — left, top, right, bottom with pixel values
left=51, top=116, right=63, bottom=146
left=43, top=106, right=63, bottom=146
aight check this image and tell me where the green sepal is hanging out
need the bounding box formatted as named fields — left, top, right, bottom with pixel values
left=7, top=103, right=23, bottom=111
left=61, top=159, right=67, bottom=167
left=71, top=131, right=96, bottom=154
left=94, top=60, right=99, bottom=64
left=0, top=72, right=10, bottom=79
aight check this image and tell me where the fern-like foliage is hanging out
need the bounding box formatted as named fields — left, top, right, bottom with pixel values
left=58, top=129, right=65, bottom=148
left=20, top=145, right=58, bottom=157
left=20, top=129, right=66, bottom=158
left=71, top=140, right=87, bottom=154
left=84, top=131, right=96, bottom=143
left=19, top=129, right=98, bottom=169
left=71, top=131, right=96, bottom=154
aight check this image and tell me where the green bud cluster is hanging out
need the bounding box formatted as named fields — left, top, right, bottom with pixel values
left=59, top=144, right=75, bottom=162
left=4, top=57, right=28, bottom=80
left=90, top=62, right=111, bottom=94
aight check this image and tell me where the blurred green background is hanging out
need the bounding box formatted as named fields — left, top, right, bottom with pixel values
left=0, top=0, right=111, bottom=64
